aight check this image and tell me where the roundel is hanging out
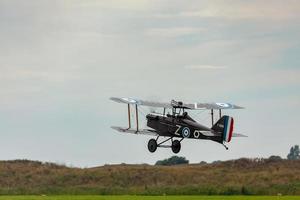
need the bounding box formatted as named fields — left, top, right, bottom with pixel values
left=216, top=103, right=233, bottom=108
left=182, top=127, right=190, bottom=138
left=216, top=103, right=229, bottom=108
left=122, top=97, right=137, bottom=104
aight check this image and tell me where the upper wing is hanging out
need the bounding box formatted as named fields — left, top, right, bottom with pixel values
left=110, top=97, right=173, bottom=108
left=184, top=102, right=244, bottom=110
left=111, top=126, right=159, bottom=136
left=110, top=97, right=244, bottom=110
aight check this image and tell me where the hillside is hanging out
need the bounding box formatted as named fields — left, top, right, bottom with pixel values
left=0, top=158, right=300, bottom=195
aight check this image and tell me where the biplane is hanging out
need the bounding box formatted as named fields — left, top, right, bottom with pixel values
left=110, top=97, right=246, bottom=153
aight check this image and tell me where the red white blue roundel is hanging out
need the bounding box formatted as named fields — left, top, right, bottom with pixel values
left=182, top=127, right=190, bottom=138
left=216, top=103, right=234, bottom=109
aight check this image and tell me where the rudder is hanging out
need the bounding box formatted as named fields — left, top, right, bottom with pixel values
left=211, top=115, right=234, bottom=143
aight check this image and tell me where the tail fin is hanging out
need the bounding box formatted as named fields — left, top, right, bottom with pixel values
left=211, top=115, right=234, bottom=143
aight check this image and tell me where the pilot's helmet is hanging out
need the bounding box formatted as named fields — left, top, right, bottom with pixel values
left=183, top=112, right=188, bottom=117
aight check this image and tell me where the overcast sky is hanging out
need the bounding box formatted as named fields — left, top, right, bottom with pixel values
left=0, top=0, right=299, bottom=167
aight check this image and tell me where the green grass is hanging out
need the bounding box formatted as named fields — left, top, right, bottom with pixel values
left=0, top=196, right=300, bottom=200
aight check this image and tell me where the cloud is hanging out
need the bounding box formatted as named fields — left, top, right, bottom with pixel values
left=0, top=66, right=81, bottom=83
left=145, top=27, right=205, bottom=37
left=184, top=65, right=228, bottom=70
left=155, top=1, right=300, bottom=21
left=75, top=0, right=151, bottom=11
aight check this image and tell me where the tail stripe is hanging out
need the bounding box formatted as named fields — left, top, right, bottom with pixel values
left=223, top=116, right=234, bottom=142
left=228, top=118, right=234, bottom=142
left=226, top=117, right=231, bottom=142
left=223, top=116, right=228, bottom=141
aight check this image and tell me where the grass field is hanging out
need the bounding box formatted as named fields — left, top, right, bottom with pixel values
left=0, top=196, right=300, bottom=200
left=2, top=160, right=300, bottom=195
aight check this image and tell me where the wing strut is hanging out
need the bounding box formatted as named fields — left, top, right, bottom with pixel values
left=127, top=104, right=131, bottom=129
left=211, top=109, right=214, bottom=126
left=135, top=104, right=139, bottom=132
left=219, top=109, right=222, bottom=119
left=125, top=103, right=139, bottom=132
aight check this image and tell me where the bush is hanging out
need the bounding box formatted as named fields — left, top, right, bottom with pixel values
left=155, top=156, right=189, bottom=166
left=268, top=155, right=282, bottom=162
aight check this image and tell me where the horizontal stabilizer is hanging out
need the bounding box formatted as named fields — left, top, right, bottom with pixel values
left=232, top=133, right=247, bottom=137
left=111, top=126, right=158, bottom=136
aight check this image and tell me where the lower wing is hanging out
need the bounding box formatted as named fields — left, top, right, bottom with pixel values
left=111, top=126, right=158, bottom=136
left=202, top=131, right=247, bottom=137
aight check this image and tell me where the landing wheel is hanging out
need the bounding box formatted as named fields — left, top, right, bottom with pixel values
left=148, top=139, right=157, bottom=153
left=171, top=140, right=181, bottom=154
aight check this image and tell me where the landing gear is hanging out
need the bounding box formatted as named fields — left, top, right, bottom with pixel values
left=147, top=137, right=182, bottom=153
left=171, top=140, right=181, bottom=154
left=148, top=139, right=157, bottom=153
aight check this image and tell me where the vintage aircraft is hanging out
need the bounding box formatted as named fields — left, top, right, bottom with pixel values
left=110, top=97, right=246, bottom=153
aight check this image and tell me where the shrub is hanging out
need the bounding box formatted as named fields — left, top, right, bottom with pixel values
left=155, top=156, right=189, bottom=166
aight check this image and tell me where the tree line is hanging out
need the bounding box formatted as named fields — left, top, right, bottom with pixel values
left=156, top=144, right=300, bottom=166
